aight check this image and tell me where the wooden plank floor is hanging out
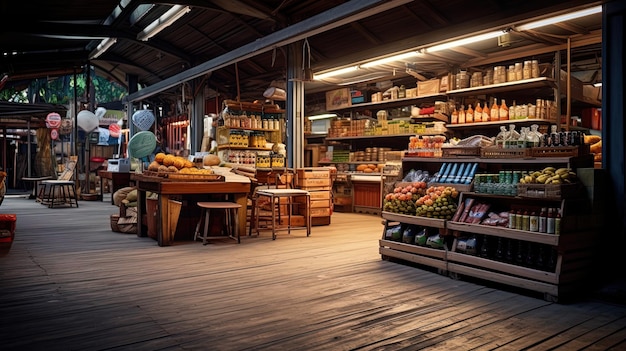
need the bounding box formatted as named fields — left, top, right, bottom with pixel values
left=1, top=195, right=626, bottom=350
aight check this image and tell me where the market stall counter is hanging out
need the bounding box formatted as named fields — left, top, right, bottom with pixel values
left=131, top=170, right=251, bottom=246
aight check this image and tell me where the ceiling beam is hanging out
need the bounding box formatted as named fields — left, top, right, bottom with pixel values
left=125, top=0, right=414, bottom=103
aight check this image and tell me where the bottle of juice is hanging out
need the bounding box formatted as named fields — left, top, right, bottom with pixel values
left=490, top=98, right=499, bottom=121
left=474, top=102, right=482, bottom=122
left=499, top=98, right=509, bottom=120
left=451, top=106, right=458, bottom=124
left=459, top=105, right=466, bottom=124
left=466, top=104, right=474, bottom=123
left=482, top=101, right=490, bottom=122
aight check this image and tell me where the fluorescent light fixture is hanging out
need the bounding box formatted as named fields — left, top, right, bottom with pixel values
left=89, top=37, right=117, bottom=59
left=137, top=5, right=191, bottom=41
left=360, top=51, right=421, bottom=68
left=425, top=30, right=506, bottom=53
left=516, top=5, right=602, bottom=31
left=593, top=82, right=602, bottom=87
left=314, top=66, right=359, bottom=80
left=307, top=113, right=337, bottom=120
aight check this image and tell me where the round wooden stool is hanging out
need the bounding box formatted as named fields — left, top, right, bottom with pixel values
left=194, top=201, right=242, bottom=244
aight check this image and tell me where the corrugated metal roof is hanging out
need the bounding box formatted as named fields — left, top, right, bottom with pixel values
left=0, top=0, right=604, bottom=105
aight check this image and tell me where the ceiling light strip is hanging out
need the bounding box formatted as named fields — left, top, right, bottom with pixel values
left=137, top=5, right=192, bottom=41
left=89, top=38, right=117, bottom=59
left=516, top=5, right=602, bottom=31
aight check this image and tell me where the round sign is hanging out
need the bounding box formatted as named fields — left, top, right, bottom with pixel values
left=108, top=123, right=121, bottom=138
left=127, top=131, right=157, bottom=159
left=46, top=113, right=62, bottom=129
left=132, top=110, right=156, bottom=131
left=77, top=110, right=99, bottom=132
left=50, top=128, right=59, bottom=140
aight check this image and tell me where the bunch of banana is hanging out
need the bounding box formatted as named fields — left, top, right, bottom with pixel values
left=520, top=167, right=578, bottom=184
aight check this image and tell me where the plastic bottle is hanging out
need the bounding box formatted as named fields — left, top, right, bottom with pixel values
left=490, top=98, right=499, bottom=121
left=466, top=104, right=474, bottom=123
left=499, top=99, right=509, bottom=120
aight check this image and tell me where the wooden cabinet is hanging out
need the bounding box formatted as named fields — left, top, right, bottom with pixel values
left=379, top=155, right=598, bottom=301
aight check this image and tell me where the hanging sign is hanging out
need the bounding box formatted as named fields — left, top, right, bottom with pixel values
left=45, top=112, right=62, bottom=129
left=50, top=128, right=59, bottom=140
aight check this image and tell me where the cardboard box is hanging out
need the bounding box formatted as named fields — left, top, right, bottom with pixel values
left=325, top=88, right=351, bottom=111
left=417, top=79, right=440, bottom=96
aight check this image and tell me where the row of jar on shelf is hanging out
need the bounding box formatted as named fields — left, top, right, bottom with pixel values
left=454, top=59, right=543, bottom=90
left=327, top=119, right=447, bottom=138
left=225, top=150, right=285, bottom=168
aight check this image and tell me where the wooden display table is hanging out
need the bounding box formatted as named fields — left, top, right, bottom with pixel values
left=98, top=171, right=133, bottom=204
left=131, top=172, right=251, bottom=246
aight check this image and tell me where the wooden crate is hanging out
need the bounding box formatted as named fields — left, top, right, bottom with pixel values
left=308, top=190, right=331, bottom=200
left=296, top=167, right=331, bottom=179
left=296, top=178, right=331, bottom=188
left=442, top=147, right=481, bottom=158
left=481, top=147, right=530, bottom=159
left=517, top=182, right=584, bottom=200
left=530, top=145, right=589, bottom=158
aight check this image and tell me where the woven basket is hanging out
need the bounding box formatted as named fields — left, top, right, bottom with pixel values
left=110, top=214, right=121, bottom=232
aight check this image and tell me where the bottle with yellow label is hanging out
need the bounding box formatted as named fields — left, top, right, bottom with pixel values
left=481, top=101, right=490, bottom=122
left=451, top=106, right=459, bottom=124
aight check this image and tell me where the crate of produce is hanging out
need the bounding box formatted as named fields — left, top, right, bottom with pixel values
left=442, top=146, right=481, bottom=158
left=530, top=144, right=590, bottom=157
left=0, top=214, right=16, bottom=249
left=517, top=182, right=583, bottom=200
left=480, top=147, right=530, bottom=159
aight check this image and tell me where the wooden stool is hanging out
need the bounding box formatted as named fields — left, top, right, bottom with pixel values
left=194, top=201, right=242, bottom=244
left=40, top=180, right=79, bottom=208
left=253, top=188, right=311, bottom=240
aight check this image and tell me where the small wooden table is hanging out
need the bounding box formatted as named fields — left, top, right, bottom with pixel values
left=98, top=171, right=133, bottom=204
left=131, top=173, right=251, bottom=246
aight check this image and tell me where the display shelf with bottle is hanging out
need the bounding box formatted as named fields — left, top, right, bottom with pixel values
left=445, top=189, right=597, bottom=301
left=379, top=153, right=597, bottom=301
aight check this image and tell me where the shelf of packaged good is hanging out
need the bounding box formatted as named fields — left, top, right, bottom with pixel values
left=445, top=118, right=555, bottom=130
left=446, top=77, right=558, bottom=97
left=379, top=211, right=448, bottom=271
left=381, top=154, right=598, bottom=301
left=328, top=93, right=447, bottom=112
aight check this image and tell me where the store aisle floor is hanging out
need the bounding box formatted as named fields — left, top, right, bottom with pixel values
left=1, top=196, right=625, bottom=350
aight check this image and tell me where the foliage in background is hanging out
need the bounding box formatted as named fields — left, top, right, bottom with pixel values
left=0, top=69, right=126, bottom=105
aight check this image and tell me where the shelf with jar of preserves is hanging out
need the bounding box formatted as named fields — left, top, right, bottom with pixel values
left=217, top=100, right=286, bottom=169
